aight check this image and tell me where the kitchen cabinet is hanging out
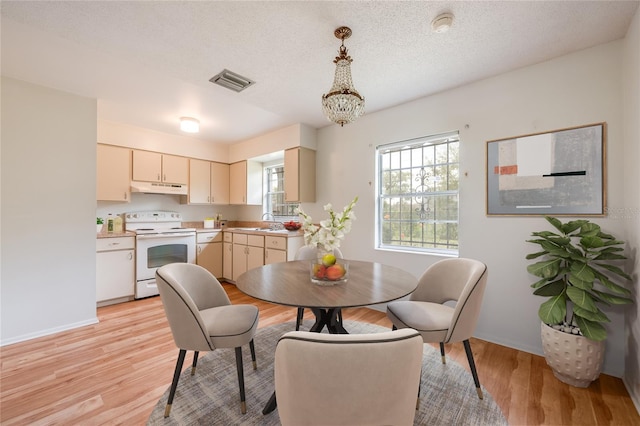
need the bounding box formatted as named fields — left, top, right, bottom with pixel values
left=96, top=236, right=135, bottom=305
left=187, top=159, right=229, bottom=204
left=284, top=147, right=316, bottom=202
left=232, top=233, right=264, bottom=281
left=97, top=144, right=131, bottom=202
left=264, top=235, right=304, bottom=265
left=132, top=150, right=188, bottom=184
left=197, top=231, right=223, bottom=278
left=222, top=232, right=233, bottom=281
left=229, top=160, right=262, bottom=205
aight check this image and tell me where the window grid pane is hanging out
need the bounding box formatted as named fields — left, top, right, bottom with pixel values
left=265, top=165, right=299, bottom=219
left=377, top=133, right=459, bottom=253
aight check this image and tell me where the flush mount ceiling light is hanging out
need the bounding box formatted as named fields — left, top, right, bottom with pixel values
left=431, top=12, right=454, bottom=33
left=180, top=117, right=200, bottom=133
left=321, top=26, right=365, bottom=127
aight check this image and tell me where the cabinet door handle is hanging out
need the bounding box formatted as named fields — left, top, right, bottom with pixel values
left=158, top=173, right=161, bottom=181
left=197, top=246, right=202, bottom=254
left=127, top=252, right=133, bottom=260
left=124, top=192, right=127, bottom=200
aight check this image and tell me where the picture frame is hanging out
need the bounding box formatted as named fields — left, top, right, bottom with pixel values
left=486, top=122, right=606, bottom=216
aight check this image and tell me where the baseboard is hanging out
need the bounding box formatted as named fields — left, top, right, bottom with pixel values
left=0, top=317, right=99, bottom=347
left=623, top=376, right=640, bottom=416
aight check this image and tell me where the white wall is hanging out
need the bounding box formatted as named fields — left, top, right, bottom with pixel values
left=1, top=77, right=98, bottom=344
left=316, top=40, right=630, bottom=377
left=622, top=7, right=640, bottom=412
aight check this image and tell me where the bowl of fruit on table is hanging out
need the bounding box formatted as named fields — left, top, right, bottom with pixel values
left=283, top=221, right=302, bottom=231
left=310, top=253, right=348, bottom=285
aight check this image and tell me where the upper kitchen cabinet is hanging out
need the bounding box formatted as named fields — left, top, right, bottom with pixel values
left=229, top=160, right=262, bottom=205
left=187, top=159, right=229, bottom=205
left=132, top=150, right=188, bottom=184
left=97, top=144, right=131, bottom=202
left=284, top=147, right=316, bottom=202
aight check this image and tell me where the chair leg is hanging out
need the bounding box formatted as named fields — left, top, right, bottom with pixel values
left=440, top=342, right=446, bottom=364
left=249, top=339, right=257, bottom=370
left=463, top=339, right=483, bottom=400
left=165, top=349, right=187, bottom=418
left=235, top=347, right=247, bottom=414
left=191, top=351, right=199, bottom=375
left=392, top=325, right=397, bottom=330
left=296, top=307, right=304, bottom=330
left=416, top=366, right=422, bottom=410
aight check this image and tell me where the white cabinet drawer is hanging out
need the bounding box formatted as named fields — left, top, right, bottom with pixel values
left=223, top=232, right=233, bottom=243
left=197, top=231, right=222, bottom=244
left=96, top=237, right=135, bottom=252
left=265, top=236, right=287, bottom=250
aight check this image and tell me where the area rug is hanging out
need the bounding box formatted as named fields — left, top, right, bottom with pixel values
left=147, top=321, right=507, bottom=425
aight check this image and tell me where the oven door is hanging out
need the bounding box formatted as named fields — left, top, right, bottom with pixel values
left=135, top=232, right=196, bottom=298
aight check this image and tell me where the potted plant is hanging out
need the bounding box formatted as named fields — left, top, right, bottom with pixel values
left=526, top=216, right=632, bottom=387
left=96, top=217, right=104, bottom=233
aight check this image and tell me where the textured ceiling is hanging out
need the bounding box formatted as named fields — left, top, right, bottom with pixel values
left=1, top=1, right=638, bottom=144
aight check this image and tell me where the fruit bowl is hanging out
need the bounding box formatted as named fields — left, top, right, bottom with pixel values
left=310, top=260, right=349, bottom=285
left=283, top=221, right=302, bottom=231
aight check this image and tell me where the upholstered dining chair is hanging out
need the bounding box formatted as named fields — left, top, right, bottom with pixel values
left=274, top=328, right=423, bottom=426
left=293, top=246, right=344, bottom=330
left=155, top=263, right=259, bottom=417
left=386, top=258, right=488, bottom=400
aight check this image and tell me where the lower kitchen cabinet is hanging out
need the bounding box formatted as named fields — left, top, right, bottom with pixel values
left=196, top=231, right=223, bottom=279
left=96, top=236, right=135, bottom=306
left=264, top=235, right=304, bottom=264
left=232, top=233, right=264, bottom=281
left=222, top=232, right=233, bottom=281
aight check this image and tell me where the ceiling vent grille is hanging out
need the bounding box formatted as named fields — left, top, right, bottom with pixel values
left=209, top=69, right=255, bottom=92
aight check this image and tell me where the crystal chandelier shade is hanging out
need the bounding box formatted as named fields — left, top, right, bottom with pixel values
left=321, top=27, right=365, bottom=126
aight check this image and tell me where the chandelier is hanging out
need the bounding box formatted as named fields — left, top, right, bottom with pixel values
left=321, top=26, right=365, bottom=126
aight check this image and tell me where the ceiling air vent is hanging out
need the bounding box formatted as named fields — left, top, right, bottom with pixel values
left=209, top=69, right=255, bottom=92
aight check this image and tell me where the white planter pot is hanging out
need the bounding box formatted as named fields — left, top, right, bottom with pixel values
left=540, top=322, right=605, bottom=387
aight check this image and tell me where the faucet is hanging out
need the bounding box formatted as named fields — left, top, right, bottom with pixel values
left=261, top=212, right=284, bottom=230
left=261, top=212, right=275, bottom=222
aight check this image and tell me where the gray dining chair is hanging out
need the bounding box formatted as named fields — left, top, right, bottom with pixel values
left=386, top=258, right=488, bottom=399
left=294, top=246, right=344, bottom=330
left=156, top=263, right=259, bottom=417
left=274, top=328, right=423, bottom=426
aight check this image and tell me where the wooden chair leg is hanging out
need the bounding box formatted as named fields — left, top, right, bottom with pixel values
left=165, top=349, right=186, bottom=418
left=463, top=339, right=483, bottom=400
left=235, top=347, right=247, bottom=414
left=439, top=342, right=446, bottom=364
left=191, top=351, right=199, bottom=375
left=296, top=307, right=304, bottom=330
left=249, top=339, right=257, bottom=370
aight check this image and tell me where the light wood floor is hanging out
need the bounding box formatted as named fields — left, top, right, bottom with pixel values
left=1, top=283, right=638, bottom=425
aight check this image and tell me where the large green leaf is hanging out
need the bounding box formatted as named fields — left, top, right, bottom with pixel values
left=595, top=263, right=632, bottom=280
left=573, top=305, right=610, bottom=322
left=593, top=252, right=626, bottom=261
left=592, top=290, right=634, bottom=305
left=556, top=218, right=586, bottom=234
left=568, top=274, right=593, bottom=291
left=538, top=294, right=566, bottom=324
left=578, top=222, right=601, bottom=237
left=592, top=272, right=632, bottom=296
left=570, top=262, right=595, bottom=283
left=525, top=251, right=548, bottom=260
left=527, top=259, right=561, bottom=278
left=545, top=216, right=564, bottom=233
left=580, top=235, right=604, bottom=248
left=575, top=316, right=607, bottom=341
left=530, top=277, right=551, bottom=289
left=566, top=287, right=598, bottom=312
left=533, top=279, right=566, bottom=296
left=540, top=240, right=571, bottom=257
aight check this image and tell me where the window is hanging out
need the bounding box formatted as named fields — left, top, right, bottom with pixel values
left=265, top=165, right=299, bottom=220
left=376, top=131, right=460, bottom=255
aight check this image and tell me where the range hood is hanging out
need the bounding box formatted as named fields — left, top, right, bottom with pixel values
left=130, top=181, right=188, bottom=195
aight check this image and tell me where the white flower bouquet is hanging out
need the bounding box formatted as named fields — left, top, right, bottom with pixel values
left=296, top=196, right=358, bottom=253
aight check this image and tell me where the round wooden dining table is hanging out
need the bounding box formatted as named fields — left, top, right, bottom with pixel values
left=236, top=259, right=418, bottom=334
left=236, top=259, right=418, bottom=415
